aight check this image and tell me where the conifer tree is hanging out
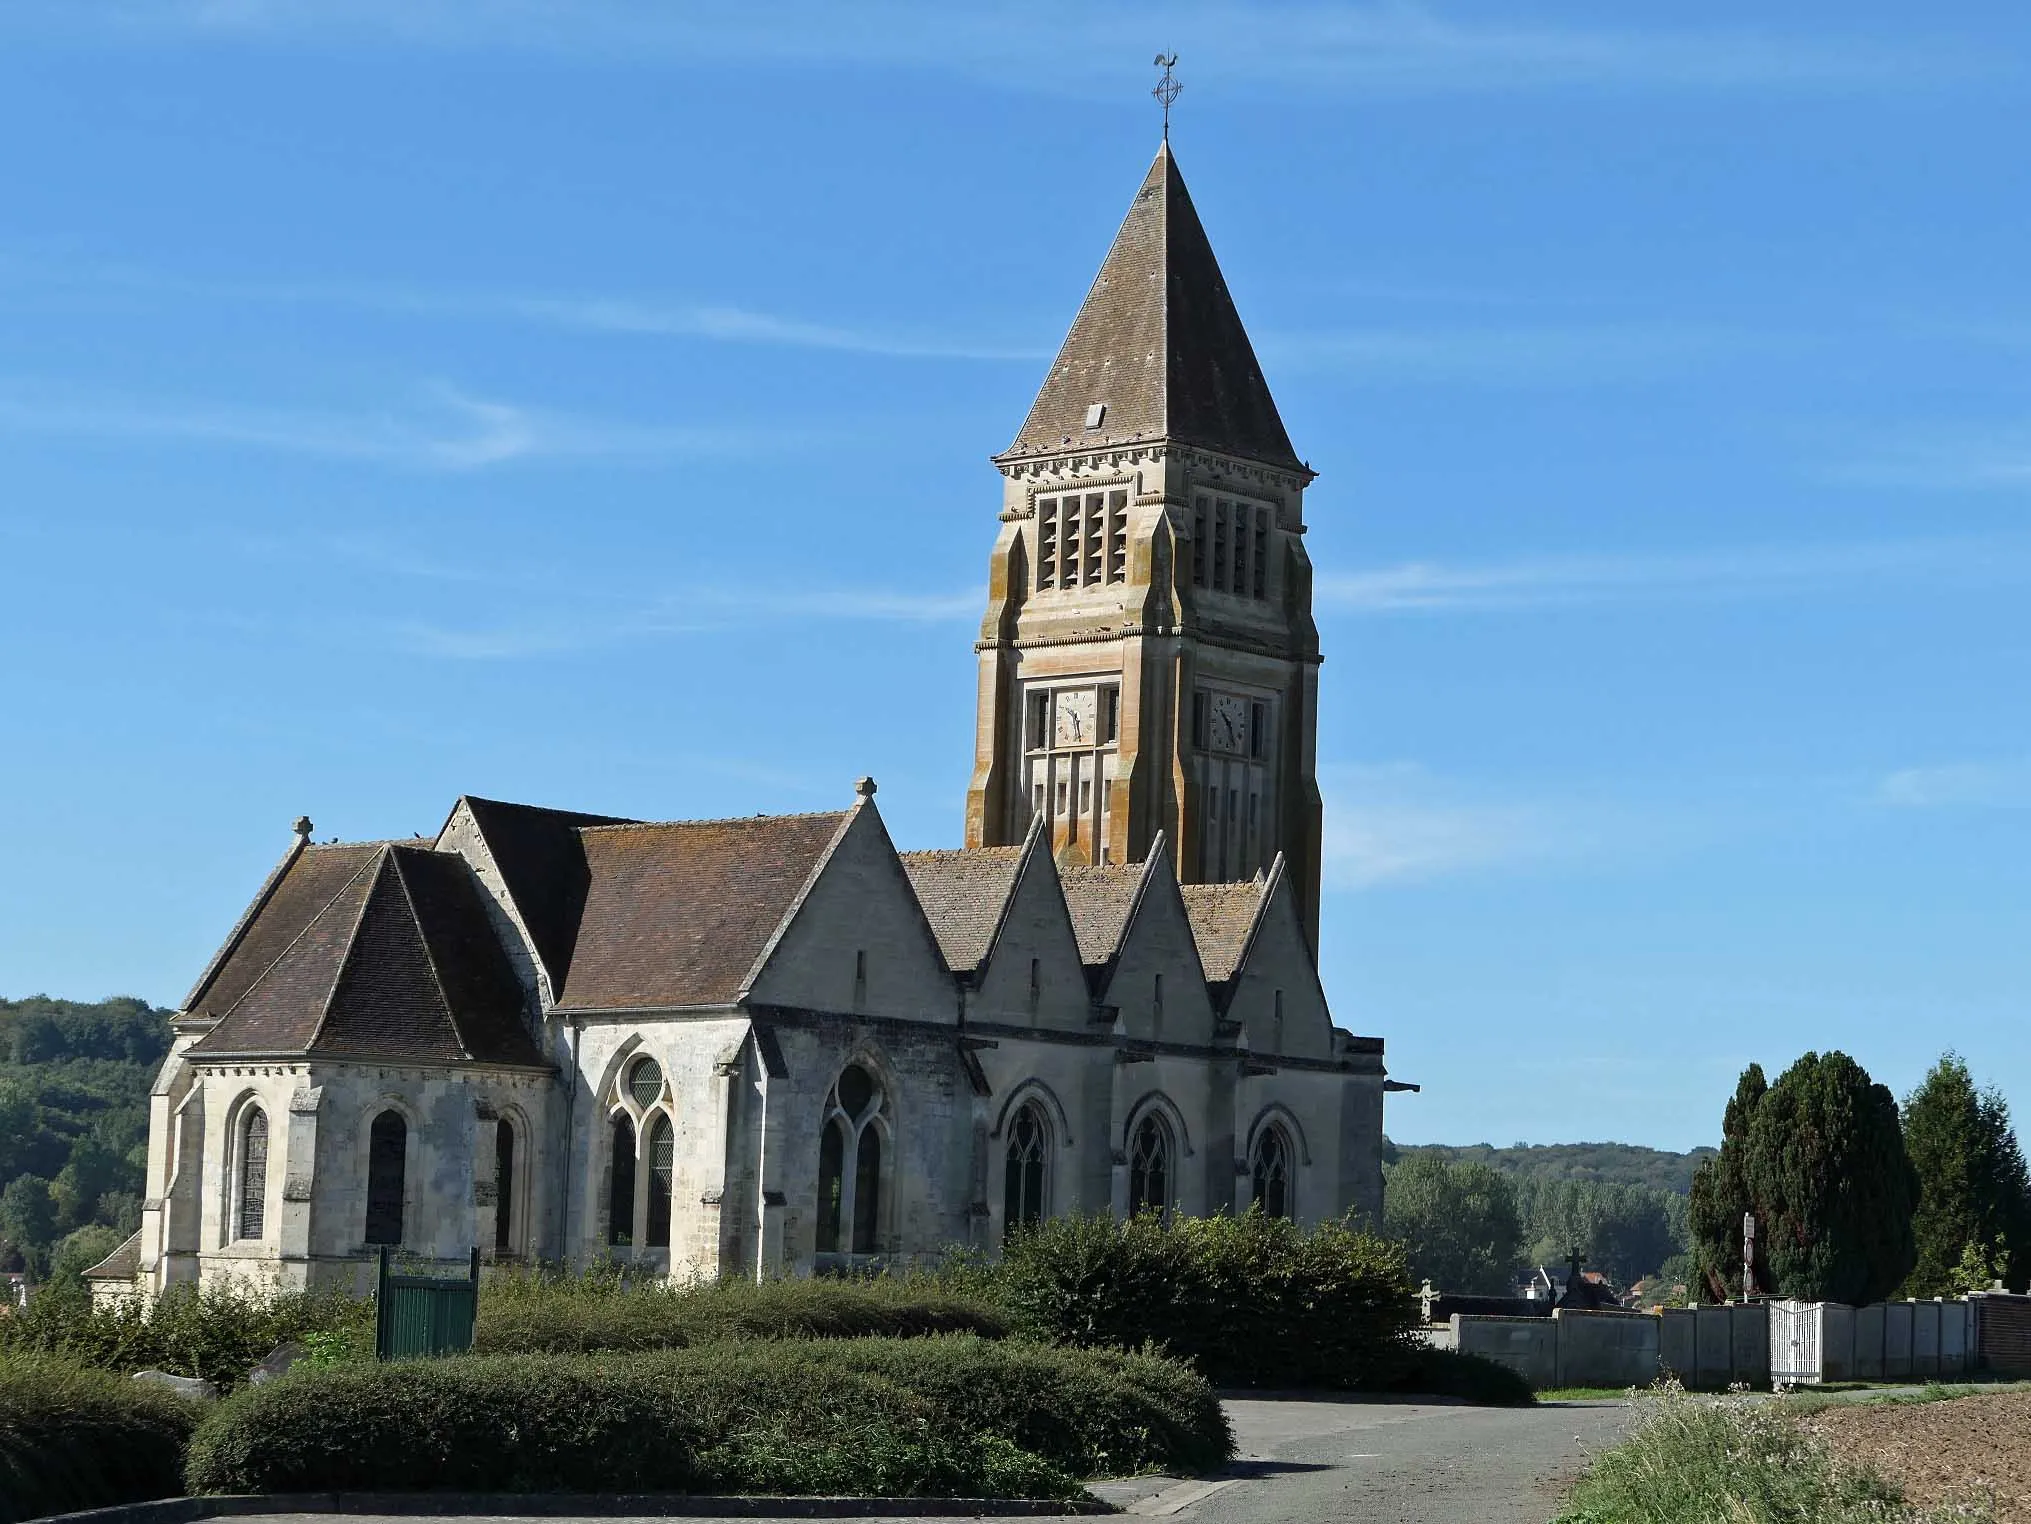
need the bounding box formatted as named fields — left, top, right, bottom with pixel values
left=1690, top=1053, right=1918, bottom=1304
left=1901, top=1052, right=2031, bottom=1296
left=1689, top=1063, right=1764, bottom=1300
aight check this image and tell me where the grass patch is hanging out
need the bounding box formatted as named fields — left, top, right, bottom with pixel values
left=1536, top=1387, right=1636, bottom=1403
left=0, top=1353, right=205, bottom=1524
left=1553, top=1381, right=1992, bottom=1523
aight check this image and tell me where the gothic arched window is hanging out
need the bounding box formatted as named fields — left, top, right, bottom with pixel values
left=364, top=1110, right=406, bottom=1247
left=607, top=1113, right=636, bottom=1247
left=1129, top=1113, right=1171, bottom=1221
left=1003, top=1103, right=1049, bottom=1240
left=236, top=1106, right=268, bottom=1241
left=494, top=1118, right=515, bottom=1254
left=817, top=1062, right=884, bottom=1256
left=1251, top=1125, right=1292, bottom=1220
left=646, top=1114, right=674, bottom=1250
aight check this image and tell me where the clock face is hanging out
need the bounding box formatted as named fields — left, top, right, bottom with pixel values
left=1209, top=694, right=1249, bottom=754
left=1053, top=690, right=1097, bottom=748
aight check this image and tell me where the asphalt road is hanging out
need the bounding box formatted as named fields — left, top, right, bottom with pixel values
left=233, top=1394, right=1635, bottom=1524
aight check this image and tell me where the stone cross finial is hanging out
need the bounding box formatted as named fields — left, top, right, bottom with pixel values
left=292, top=816, right=314, bottom=843
left=854, top=777, right=878, bottom=800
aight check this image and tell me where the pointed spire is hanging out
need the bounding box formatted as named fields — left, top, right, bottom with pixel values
left=1000, top=143, right=1302, bottom=472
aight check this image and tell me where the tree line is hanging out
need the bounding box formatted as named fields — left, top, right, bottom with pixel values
left=1384, top=1049, right=2029, bottom=1305
left=0, top=995, right=173, bottom=1285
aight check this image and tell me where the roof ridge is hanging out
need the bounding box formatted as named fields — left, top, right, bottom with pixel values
left=301, top=847, right=396, bottom=1051
left=382, top=848, right=471, bottom=1062
left=180, top=832, right=311, bottom=1012
left=577, top=809, right=847, bottom=834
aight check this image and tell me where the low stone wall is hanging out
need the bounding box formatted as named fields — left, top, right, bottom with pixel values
left=1451, top=1308, right=1658, bottom=1389
left=1659, top=1302, right=1769, bottom=1390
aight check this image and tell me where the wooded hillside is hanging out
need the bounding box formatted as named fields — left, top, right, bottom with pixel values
left=0, top=995, right=174, bottom=1280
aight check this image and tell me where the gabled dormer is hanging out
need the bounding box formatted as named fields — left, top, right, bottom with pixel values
left=1188, top=855, right=1333, bottom=1063
left=906, top=817, right=1092, bottom=1032
left=1064, top=840, right=1216, bottom=1047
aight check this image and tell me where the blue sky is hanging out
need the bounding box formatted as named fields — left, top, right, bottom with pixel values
left=2, top=3, right=2027, bottom=1152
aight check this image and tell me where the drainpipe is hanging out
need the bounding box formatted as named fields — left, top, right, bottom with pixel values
left=558, top=1014, right=581, bottom=1264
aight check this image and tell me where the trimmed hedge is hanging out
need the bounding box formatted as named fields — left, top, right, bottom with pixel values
left=767, top=1336, right=1229, bottom=1478
left=1387, top=1346, right=1535, bottom=1406
left=474, top=1268, right=1006, bottom=1354
left=184, top=1347, right=1085, bottom=1500
left=0, top=1354, right=204, bottom=1524
left=993, top=1210, right=1425, bottom=1391
left=0, top=1282, right=373, bottom=1391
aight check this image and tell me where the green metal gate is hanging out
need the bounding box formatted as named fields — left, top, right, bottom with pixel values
left=374, top=1246, right=480, bottom=1359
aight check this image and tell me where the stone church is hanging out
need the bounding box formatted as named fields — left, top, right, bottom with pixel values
left=93, top=142, right=1408, bottom=1300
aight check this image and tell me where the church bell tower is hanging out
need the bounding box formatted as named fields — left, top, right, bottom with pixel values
left=965, top=141, right=1325, bottom=947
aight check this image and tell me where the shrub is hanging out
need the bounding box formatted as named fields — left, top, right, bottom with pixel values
left=474, top=1266, right=1005, bottom=1354
left=992, top=1210, right=1422, bottom=1390
left=0, top=1282, right=373, bottom=1390
left=771, top=1335, right=1229, bottom=1477
left=1387, top=1346, right=1534, bottom=1406
left=1552, top=1381, right=1981, bottom=1524
left=0, top=1353, right=204, bottom=1524
left=185, top=1347, right=1082, bottom=1500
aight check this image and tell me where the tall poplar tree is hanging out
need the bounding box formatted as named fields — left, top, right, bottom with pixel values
left=1901, top=1053, right=2031, bottom=1296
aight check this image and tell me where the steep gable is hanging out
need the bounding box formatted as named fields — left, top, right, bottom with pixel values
left=436, top=795, right=634, bottom=999
left=1220, top=859, right=1333, bottom=1062
left=899, top=845, right=1025, bottom=975
left=745, top=799, right=953, bottom=1021
left=1092, top=848, right=1216, bottom=1045
left=962, top=826, right=1092, bottom=1030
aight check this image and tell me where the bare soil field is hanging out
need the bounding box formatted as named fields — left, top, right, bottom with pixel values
left=1808, top=1390, right=2031, bottom=1521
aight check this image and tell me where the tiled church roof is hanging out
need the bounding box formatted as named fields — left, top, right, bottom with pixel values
left=556, top=812, right=850, bottom=1011
left=1000, top=142, right=1303, bottom=471
left=899, top=846, right=1025, bottom=973
left=184, top=841, right=385, bottom=1018
left=1056, top=862, right=1148, bottom=966
left=189, top=845, right=545, bottom=1067
left=1180, top=879, right=1267, bottom=983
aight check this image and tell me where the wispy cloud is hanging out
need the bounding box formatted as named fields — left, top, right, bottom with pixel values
left=1877, top=761, right=2031, bottom=811
left=22, top=3, right=1965, bottom=97
left=1258, top=323, right=1763, bottom=386
left=0, top=380, right=791, bottom=470
left=0, top=258, right=1044, bottom=364
left=1320, top=762, right=1616, bottom=888
left=1316, top=535, right=2031, bottom=615
left=381, top=584, right=981, bottom=660
left=1831, top=422, right=2031, bottom=492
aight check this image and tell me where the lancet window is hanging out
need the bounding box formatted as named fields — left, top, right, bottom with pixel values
left=1250, top=1126, right=1292, bottom=1220
left=1128, top=1112, right=1172, bottom=1221
left=607, top=1054, right=676, bottom=1252
left=364, top=1110, right=406, bottom=1247
left=234, top=1106, right=268, bottom=1241
left=1003, top=1102, right=1049, bottom=1239
left=817, top=1062, right=885, bottom=1257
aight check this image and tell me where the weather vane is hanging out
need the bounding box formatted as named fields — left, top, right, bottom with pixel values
left=1152, top=54, right=1181, bottom=141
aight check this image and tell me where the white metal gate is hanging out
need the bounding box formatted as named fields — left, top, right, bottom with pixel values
left=1770, top=1299, right=1824, bottom=1385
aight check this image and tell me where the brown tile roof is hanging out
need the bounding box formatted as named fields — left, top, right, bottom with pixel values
left=1180, top=879, right=1267, bottom=983
left=556, top=812, right=850, bottom=1011
left=189, top=846, right=545, bottom=1067
left=899, top=846, right=1025, bottom=973
left=453, top=796, right=635, bottom=995
left=1056, top=862, right=1148, bottom=966
left=184, top=842, right=385, bottom=1017
left=82, top=1229, right=141, bottom=1282
left=1000, top=142, right=1302, bottom=471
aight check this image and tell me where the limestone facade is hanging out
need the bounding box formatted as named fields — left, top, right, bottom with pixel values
left=96, top=139, right=1402, bottom=1304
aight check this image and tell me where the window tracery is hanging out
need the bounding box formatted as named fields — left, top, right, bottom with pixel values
left=1129, top=1113, right=1172, bottom=1221
left=1250, top=1125, right=1292, bottom=1220
left=1003, top=1102, right=1049, bottom=1238
left=235, top=1106, right=267, bottom=1241
left=817, top=1062, right=885, bottom=1256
